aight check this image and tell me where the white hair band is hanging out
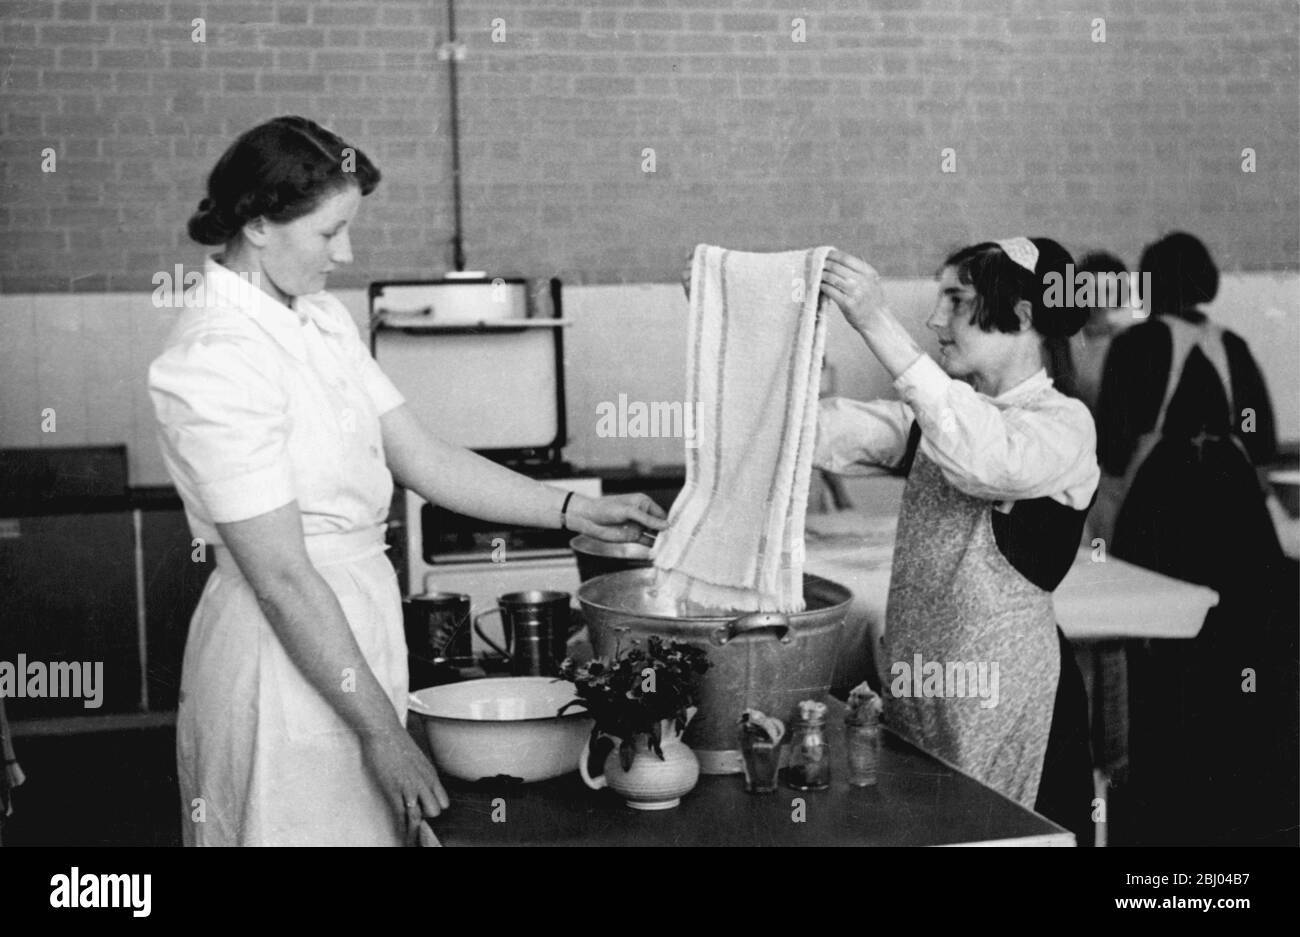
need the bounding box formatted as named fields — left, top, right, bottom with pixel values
left=994, top=237, right=1039, bottom=273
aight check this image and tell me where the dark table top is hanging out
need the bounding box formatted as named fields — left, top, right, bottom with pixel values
left=425, top=701, right=1073, bottom=847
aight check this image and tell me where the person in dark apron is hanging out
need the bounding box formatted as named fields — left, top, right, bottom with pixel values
left=1094, top=231, right=1293, bottom=844
left=815, top=239, right=1098, bottom=842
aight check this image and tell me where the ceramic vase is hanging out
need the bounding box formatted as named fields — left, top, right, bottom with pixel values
left=579, top=712, right=700, bottom=810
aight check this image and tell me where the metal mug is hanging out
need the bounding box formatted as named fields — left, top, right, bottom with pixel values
left=403, top=592, right=473, bottom=664
left=473, top=590, right=571, bottom=677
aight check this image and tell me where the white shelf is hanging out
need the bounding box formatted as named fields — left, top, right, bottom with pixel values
left=374, top=316, right=571, bottom=330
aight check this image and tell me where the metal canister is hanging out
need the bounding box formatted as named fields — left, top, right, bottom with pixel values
left=403, top=592, right=473, bottom=661
left=473, top=590, right=571, bottom=676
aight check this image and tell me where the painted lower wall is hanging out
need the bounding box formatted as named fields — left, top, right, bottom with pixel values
left=1, top=272, right=1296, bottom=487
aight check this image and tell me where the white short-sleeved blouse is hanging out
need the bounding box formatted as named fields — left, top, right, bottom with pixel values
left=149, top=257, right=406, bottom=545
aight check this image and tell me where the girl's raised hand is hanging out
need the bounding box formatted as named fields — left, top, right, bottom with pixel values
left=819, top=249, right=888, bottom=334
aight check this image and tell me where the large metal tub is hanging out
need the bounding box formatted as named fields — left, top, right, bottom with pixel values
left=576, top=568, right=852, bottom=774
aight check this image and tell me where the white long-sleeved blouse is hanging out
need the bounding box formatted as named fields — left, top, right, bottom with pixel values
left=814, top=354, right=1099, bottom=510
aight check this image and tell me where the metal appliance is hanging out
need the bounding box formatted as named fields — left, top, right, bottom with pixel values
left=369, top=277, right=600, bottom=663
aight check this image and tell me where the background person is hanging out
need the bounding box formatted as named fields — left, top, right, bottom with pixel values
left=1070, top=250, right=1131, bottom=414
left=1093, top=230, right=1293, bottom=843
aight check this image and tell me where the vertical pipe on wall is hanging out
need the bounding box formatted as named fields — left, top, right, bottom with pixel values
left=445, top=0, right=466, bottom=273
left=132, top=508, right=148, bottom=712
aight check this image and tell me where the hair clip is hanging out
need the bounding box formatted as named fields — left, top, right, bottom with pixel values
left=994, top=237, right=1039, bottom=274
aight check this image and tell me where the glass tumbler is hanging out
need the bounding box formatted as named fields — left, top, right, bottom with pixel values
left=740, top=737, right=782, bottom=794
left=845, top=720, right=881, bottom=787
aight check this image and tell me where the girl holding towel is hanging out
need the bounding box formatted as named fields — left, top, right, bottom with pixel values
left=814, top=240, right=1098, bottom=841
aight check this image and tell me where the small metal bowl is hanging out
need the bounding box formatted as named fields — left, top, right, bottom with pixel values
left=569, top=534, right=654, bottom=582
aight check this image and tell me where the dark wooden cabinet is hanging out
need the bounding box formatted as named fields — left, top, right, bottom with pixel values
left=140, top=507, right=212, bottom=712
left=1, top=447, right=210, bottom=723
left=1, top=447, right=140, bottom=719
left=0, top=510, right=141, bottom=718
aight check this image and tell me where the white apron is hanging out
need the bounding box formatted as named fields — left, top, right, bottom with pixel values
left=150, top=258, right=412, bottom=846
left=179, top=528, right=408, bottom=846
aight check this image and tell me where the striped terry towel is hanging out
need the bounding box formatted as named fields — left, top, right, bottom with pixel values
left=651, top=244, right=834, bottom=613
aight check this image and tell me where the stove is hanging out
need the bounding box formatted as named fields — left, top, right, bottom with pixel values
left=369, top=276, right=599, bottom=656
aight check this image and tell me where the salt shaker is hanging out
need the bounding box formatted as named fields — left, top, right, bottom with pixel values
left=783, top=700, right=830, bottom=792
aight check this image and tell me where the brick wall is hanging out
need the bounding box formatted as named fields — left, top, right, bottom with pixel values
left=1, top=0, right=1297, bottom=292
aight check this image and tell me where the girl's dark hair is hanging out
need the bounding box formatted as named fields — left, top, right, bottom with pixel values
left=1138, top=231, right=1219, bottom=321
left=941, top=237, right=1086, bottom=339
left=942, top=238, right=1087, bottom=398
left=187, top=115, right=380, bottom=246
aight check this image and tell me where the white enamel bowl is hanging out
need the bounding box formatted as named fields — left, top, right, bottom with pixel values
left=408, top=677, right=593, bottom=783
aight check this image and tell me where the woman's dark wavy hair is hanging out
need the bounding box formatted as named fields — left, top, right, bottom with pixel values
left=941, top=238, right=1087, bottom=398
left=187, top=116, right=380, bottom=246
left=1138, top=231, right=1219, bottom=321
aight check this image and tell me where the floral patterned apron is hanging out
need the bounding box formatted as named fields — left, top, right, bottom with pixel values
left=883, top=449, right=1059, bottom=807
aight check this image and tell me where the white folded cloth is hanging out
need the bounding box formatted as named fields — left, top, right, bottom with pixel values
left=652, top=244, right=835, bottom=612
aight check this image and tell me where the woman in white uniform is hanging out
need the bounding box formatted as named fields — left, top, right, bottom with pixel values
left=149, top=116, right=666, bottom=846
